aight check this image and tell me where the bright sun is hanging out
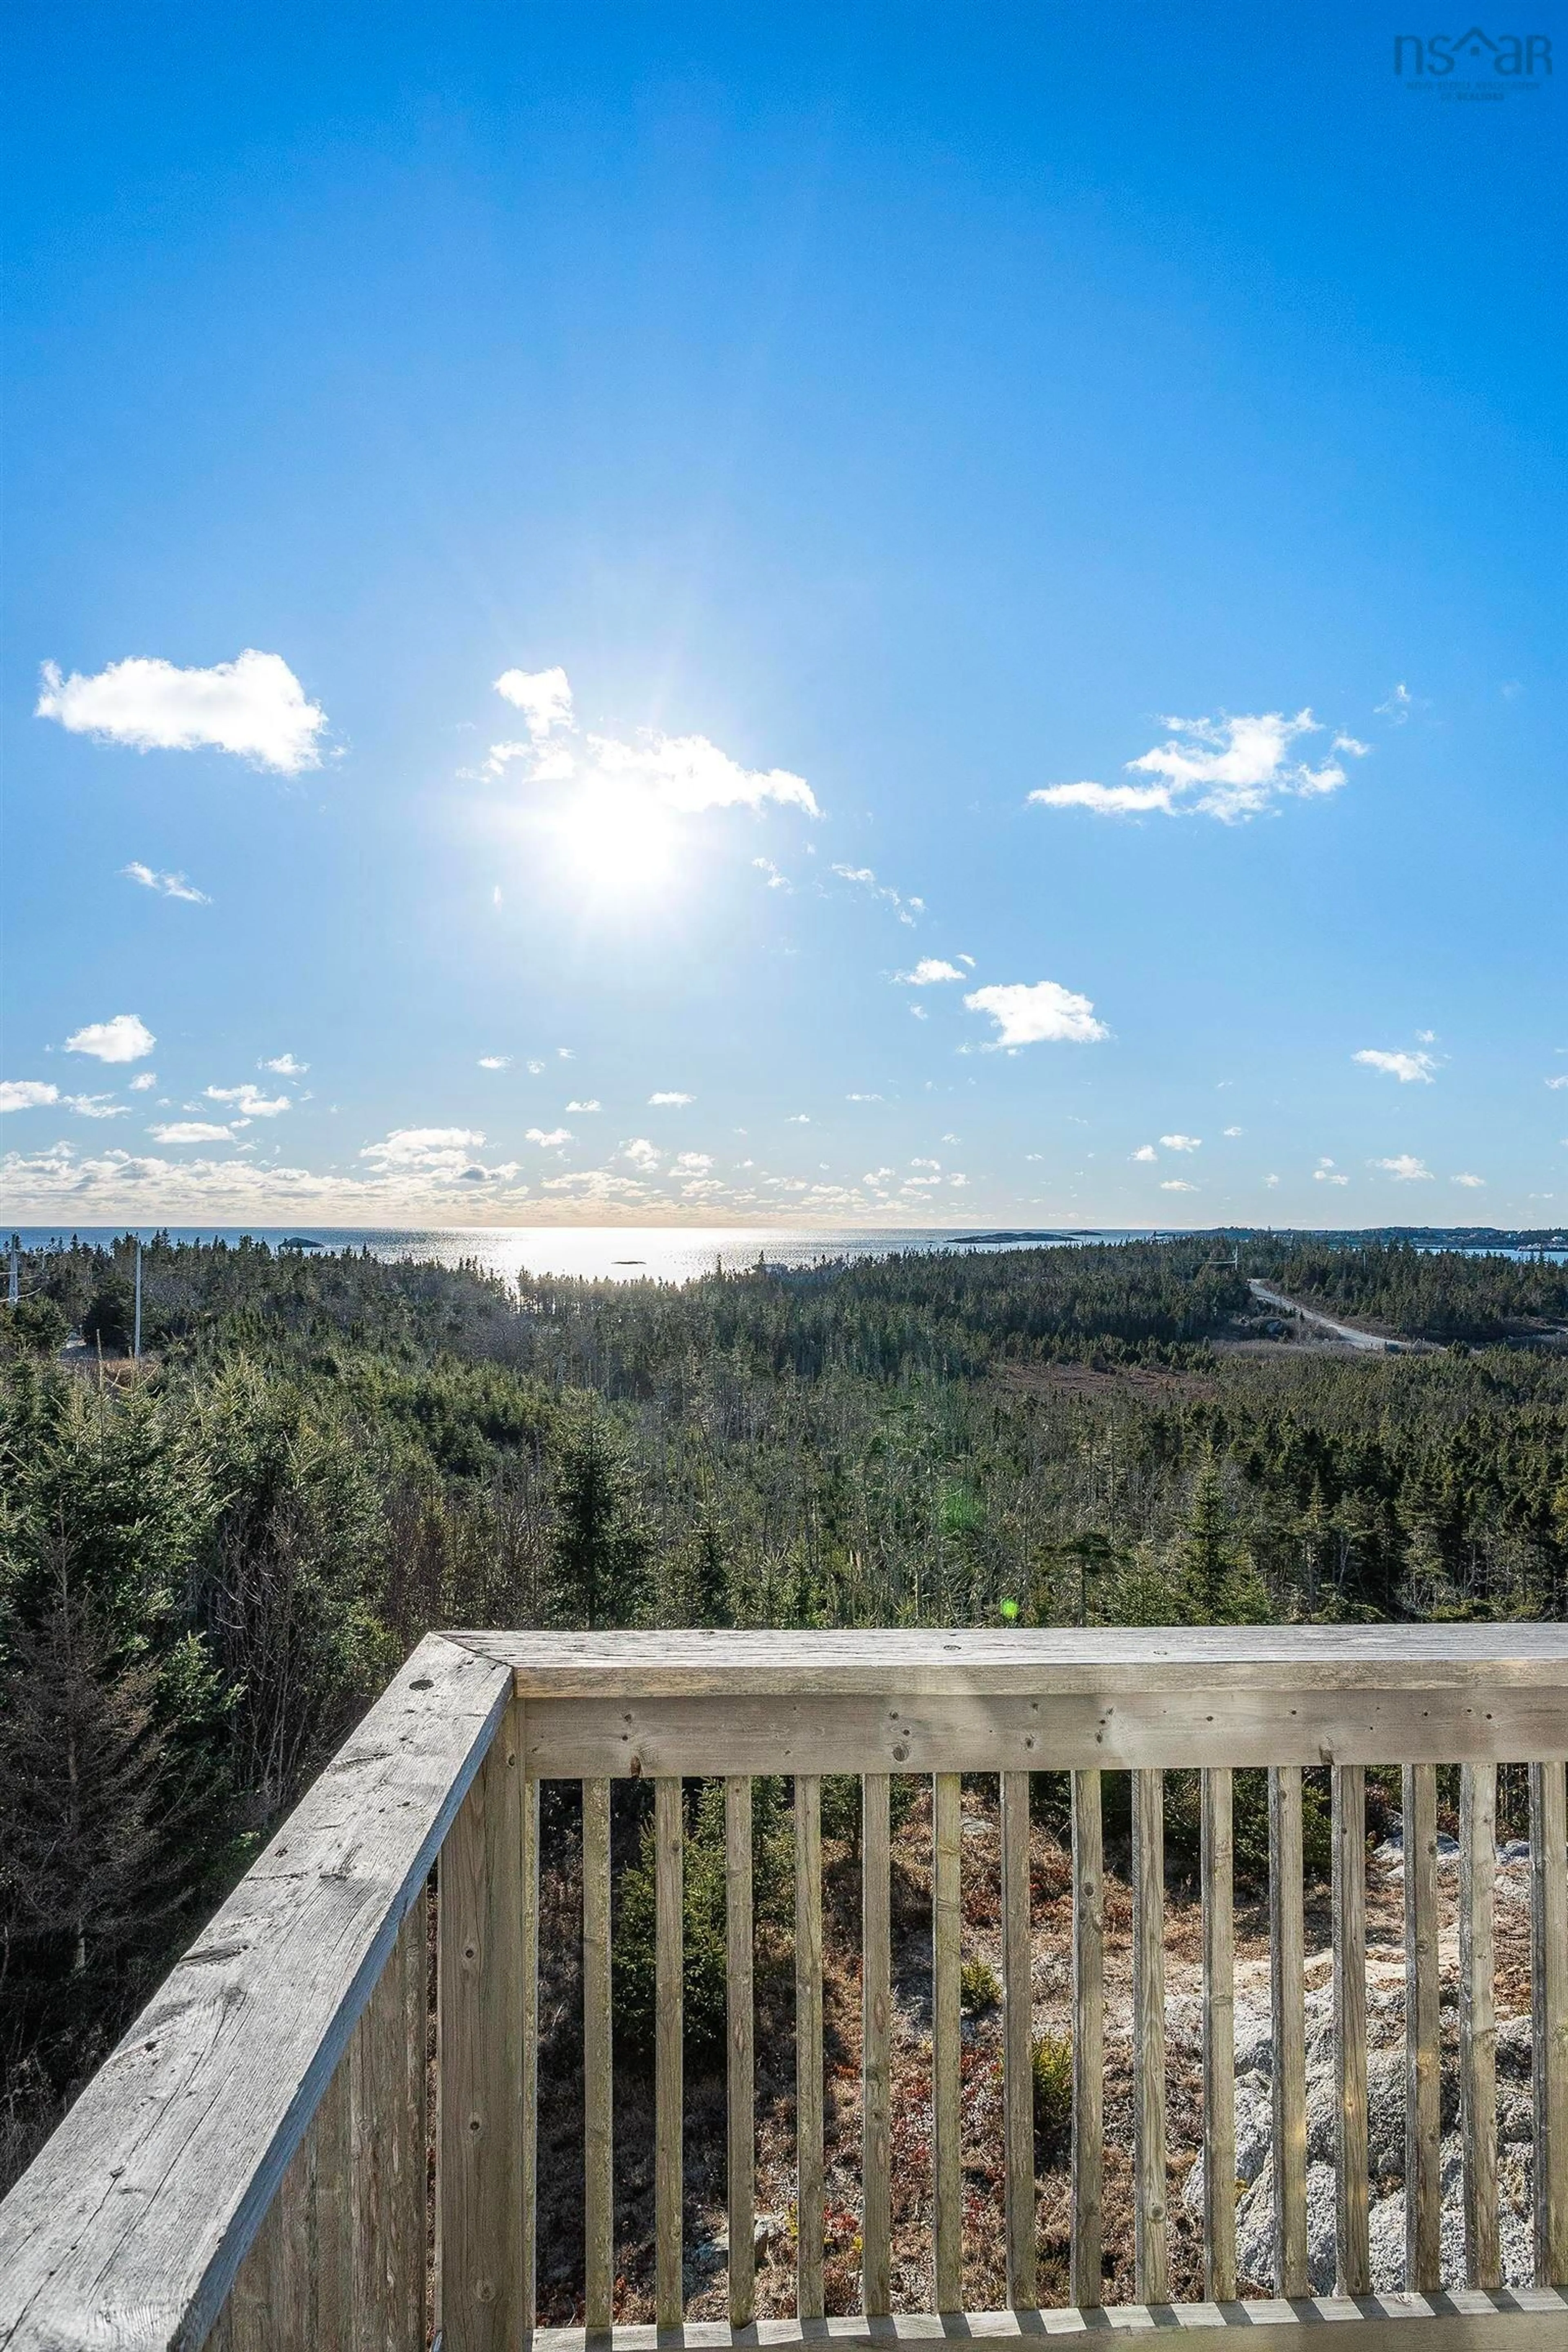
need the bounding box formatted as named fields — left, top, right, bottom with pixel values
left=550, top=781, right=679, bottom=899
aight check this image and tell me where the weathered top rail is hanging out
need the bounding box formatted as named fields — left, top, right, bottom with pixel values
left=0, top=1635, right=510, bottom=2352
left=456, top=1623, right=1568, bottom=1693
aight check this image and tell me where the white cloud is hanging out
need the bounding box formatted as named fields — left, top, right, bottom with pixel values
left=0, top=1081, right=60, bottom=1112
left=1376, top=683, right=1414, bottom=724
left=1371, top=1154, right=1434, bottom=1182
left=1452, top=1172, right=1486, bottom=1188
left=525, top=1126, right=572, bottom=1150
left=65, top=1012, right=155, bottom=1063
left=1160, top=1179, right=1197, bottom=1192
left=526, top=1058, right=546, bottom=1074
left=649, top=1091, right=693, bottom=1106
left=565, top=1099, right=601, bottom=1112
left=1264, top=1174, right=1281, bottom=1188
left=0, top=1138, right=532, bottom=1221
left=846, top=1092, right=883, bottom=1102
left=619, top=1137, right=662, bottom=1170
left=541, top=1168, right=651, bottom=1203
left=1354, top=1048, right=1438, bottom=1084
left=910, top=1004, right=928, bottom=1021
left=129, top=1073, right=157, bottom=1092
left=67, top=1094, right=128, bottom=1120
left=911, top=1156, right=940, bottom=1170
left=478, top=1055, right=510, bottom=1071
left=360, top=1127, right=487, bottom=1173
left=1160, top=1133, right=1202, bottom=1152
left=786, top=1113, right=811, bottom=1124
left=753, top=857, right=791, bottom=890
left=206, top=1084, right=290, bottom=1118
left=1546, top=1077, right=1568, bottom=1091
left=1223, top=1125, right=1243, bottom=1137
left=1314, top=1169, right=1350, bottom=1186
left=895, top=959, right=966, bottom=985
left=38, top=650, right=325, bottom=773
left=864, top=1167, right=895, bottom=1183
left=1131, top=1144, right=1157, bottom=1162
left=151, top=1121, right=235, bottom=1144
left=122, top=861, right=209, bottom=902
left=964, top=981, right=1109, bottom=1049
left=1031, top=709, right=1358, bottom=824
left=263, top=1053, right=307, bottom=1076
left=484, top=667, right=817, bottom=818
left=675, top=1152, right=714, bottom=1172
left=493, top=665, right=572, bottom=739
left=949, top=1173, right=969, bottom=1187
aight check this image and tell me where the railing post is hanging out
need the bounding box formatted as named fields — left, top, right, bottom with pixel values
left=440, top=1699, right=526, bottom=2350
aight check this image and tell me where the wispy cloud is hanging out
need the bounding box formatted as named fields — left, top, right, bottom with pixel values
left=1354, top=1048, right=1438, bottom=1084
left=0, top=1080, right=60, bottom=1112
left=832, top=865, right=923, bottom=926
left=964, top=980, right=1109, bottom=1048
left=753, top=857, right=791, bottom=890
left=1031, top=710, right=1363, bottom=824
left=1375, top=682, right=1414, bottom=724
left=478, top=1055, right=510, bottom=1071
left=129, top=1074, right=157, bottom=1091
left=565, top=1099, right=601, bottom=1112
left=1159, top=1133, right=1202, bottom=1152
left=1131, top=1144, right=1157, bottom=1162
left=39, top=651, right=325, bottom=773
left=1452, top=1172, right=1486, bottom=1188
left=1160, top=1178, right=1197, bottom=1192
left=65, top=1012, right=155, bottom=1063
left=263, top=1053, right=307, bottom=1076
left=525, top=1127, right=572, bottom=1149
left=67, top=1094, right=129, bottom=1120
left=151, top=1120, right=235, bottom=1144
left=122, top=861, right=209, bottom=902
left=895, top=958, right=966, bottom=985
left=619, top=1137, right=662, bottom=1170
left=1372, top=1154, right=1434, bottom=1182
left=649, top=1091, right=693, bottom=1106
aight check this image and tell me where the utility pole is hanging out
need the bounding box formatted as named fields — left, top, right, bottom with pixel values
left=7, top=1235, right=18, bottom=1307
left=134, top=1238, right=143, bottom=1359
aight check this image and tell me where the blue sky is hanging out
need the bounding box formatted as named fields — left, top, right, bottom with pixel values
left=3, top=4, right=1564, bottom=1231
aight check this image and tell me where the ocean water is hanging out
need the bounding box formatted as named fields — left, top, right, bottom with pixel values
left=11, top=1224, right=1562, bottom=1285
left=9, top=1223, right=1144, bottom=1285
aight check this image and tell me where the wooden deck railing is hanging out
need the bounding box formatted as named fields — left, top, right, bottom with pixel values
left=2, top=1627, right=1568, bottom=2350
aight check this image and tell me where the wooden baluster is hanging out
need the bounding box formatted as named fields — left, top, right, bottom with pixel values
left=521, top=1767, right=540, bottom=2337
left=726, top=1775, right=756, bottom=2330
left=1404, top=1762, right=1441, bottom=2294
left=862, top=1772, right=893, bottom=2320
left=1270, top=1765, right=1307, bottom=2299
left=932, top=1771, right=963, bottom=2313
left=655, top=1775, right=685, bottom=2329
left=440, top=1702, right=525, bottom=2351
left=1070, top=1769, right=1105, bottom=2312
left=582, top=1779, right=614, bottom=2333
left=313, top=2049, right=353, bottom=2345
left=1201, top=1767, right=1236, bottom=2305
left=796, top=1774, right=825, bottom=2322
left=352, top=1893, right=427, bottom=2351
left=1531, top=1760, right=1568, bottom=2286
left=1332, top=1765, right=1370, bottom=2299
left=1460, top=1763, right=1500, bottom=2291
left=1132, top=1768, right=1168, bottom=2306
left=1001, top=1771, right=1037, bottom=2310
